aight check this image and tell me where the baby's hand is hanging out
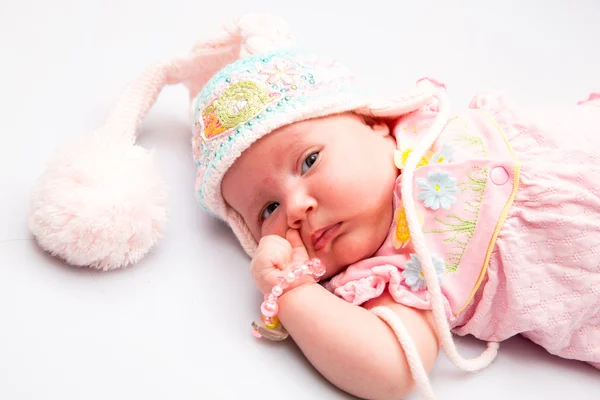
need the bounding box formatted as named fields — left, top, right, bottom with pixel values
left=250, top=229, right=312, bottom=294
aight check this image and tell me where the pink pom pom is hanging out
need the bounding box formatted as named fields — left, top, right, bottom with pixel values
left=28, top=133, right=167, bottom=270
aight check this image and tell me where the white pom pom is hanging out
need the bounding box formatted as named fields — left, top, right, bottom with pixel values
left=29, top=133, right=168, bottom=270
left=237, top=13, right=293, bottom=57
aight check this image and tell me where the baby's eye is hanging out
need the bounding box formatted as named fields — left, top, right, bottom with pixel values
left=260, top=202, right=280, bottom=222
left=301, top=152, right=319, bottom=174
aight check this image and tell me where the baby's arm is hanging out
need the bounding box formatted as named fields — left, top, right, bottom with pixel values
left=278, top=283, right=439, bottom=400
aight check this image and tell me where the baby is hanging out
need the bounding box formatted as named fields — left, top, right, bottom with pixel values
left=28, top=13, right=600, bottom=400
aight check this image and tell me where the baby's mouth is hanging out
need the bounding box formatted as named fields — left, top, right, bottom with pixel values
left=311, top=223, right=342, bottom=251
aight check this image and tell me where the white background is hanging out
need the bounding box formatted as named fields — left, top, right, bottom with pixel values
left=1, top=0, right=599, bottom=399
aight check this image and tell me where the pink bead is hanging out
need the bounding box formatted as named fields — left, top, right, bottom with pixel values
left=310, top=259, right=326, bottom=277
left=261, top=301, right=279, bottom=317
left=286, top=271, right=296, bottom=282
left=294, top=268, right=303, bottom=278
left=272, top=285, right=283, bottom=297
left=264, top=293, right=276, bottom=302
left=300, top=264, right=309, bottom=274
left=277, top=276, right=287, bottom=288
left=252, top=329, right=262, bottom=339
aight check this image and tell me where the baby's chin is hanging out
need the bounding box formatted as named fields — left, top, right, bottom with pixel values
left=317, top=231, right=386, bottom=280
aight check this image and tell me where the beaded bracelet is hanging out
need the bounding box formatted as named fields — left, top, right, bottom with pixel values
left=251, top=258, right=326, bottom=341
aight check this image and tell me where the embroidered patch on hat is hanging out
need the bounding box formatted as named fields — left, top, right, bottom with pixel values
left=201, top=81, right=272, bottom=140
left=195, top=55, right=318, bottom=142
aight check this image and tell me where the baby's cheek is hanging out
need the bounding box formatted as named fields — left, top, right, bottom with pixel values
left=326, top=168, right=364, bottom=201
left=260, top=212, right=288, bottom=240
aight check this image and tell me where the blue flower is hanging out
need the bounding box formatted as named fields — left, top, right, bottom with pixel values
left=417, top=170, right=458, bottom=210
left=431, top=143, right=455, bottom=164
left=402, top=253, right=446, bottom=292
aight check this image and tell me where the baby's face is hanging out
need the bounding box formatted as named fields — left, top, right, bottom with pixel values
left=222, top=113, right=399, bottom=278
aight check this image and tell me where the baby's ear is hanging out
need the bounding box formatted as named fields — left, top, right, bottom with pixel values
left=363, top=115, right=391, bottom=137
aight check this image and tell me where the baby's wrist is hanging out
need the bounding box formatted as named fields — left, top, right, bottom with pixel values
left=252, top=258, right=325, bottom=341
left=280, top=274, right=316, bottom=295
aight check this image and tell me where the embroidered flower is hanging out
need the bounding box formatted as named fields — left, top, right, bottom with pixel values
left=201, top=105, right=227, bottom=139
left=402, top=123, right=421, bottom=135
left=430, top=143, right=455, bottom=164
left=417, top=170, right=458, bottom=210
left=214, top=81, right=270, bottom=128
left=392, top=207, right=410, bottom=249
left=392, top=206, right=424, bottom=249
left=402, top=253, right=446, bottom=292
left=393, top=148, right=430, bottom=170
left=260, top=61, right=298, bottom=85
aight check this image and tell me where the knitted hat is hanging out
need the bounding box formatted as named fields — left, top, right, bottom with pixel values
left=29, top=13, right=437, bottom=270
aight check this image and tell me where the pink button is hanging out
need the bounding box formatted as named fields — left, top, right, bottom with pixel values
left=490, top=167, right=509, bottom=185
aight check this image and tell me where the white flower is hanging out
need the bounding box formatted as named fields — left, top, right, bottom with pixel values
left=402, top=253, right=446, bottom=292
left=260, top=61, right=298, bottom=85
left=431, top=143, right=455, bottom=164
left=417, top=170, right=458, bottom=210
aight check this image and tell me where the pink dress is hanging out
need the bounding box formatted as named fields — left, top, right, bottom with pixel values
left=325, top=90, right=600, bottom=368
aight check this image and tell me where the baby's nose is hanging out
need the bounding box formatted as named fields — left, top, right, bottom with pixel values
left=286, top=190, right=316, bottom=229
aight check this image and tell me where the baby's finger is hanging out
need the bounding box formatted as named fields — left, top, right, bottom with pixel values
left=285, top=229, right=310, bottom=266
left=256, top=235, right=292, bottom=270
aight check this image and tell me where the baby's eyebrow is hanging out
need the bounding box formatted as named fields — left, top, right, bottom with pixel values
left=244, top=134, right=308, bottom=218
left=289, top=134, right=312, bottom=166
left=247, top=174, right=277, bottom=217
left=248, top=188, right=266, bottom=218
